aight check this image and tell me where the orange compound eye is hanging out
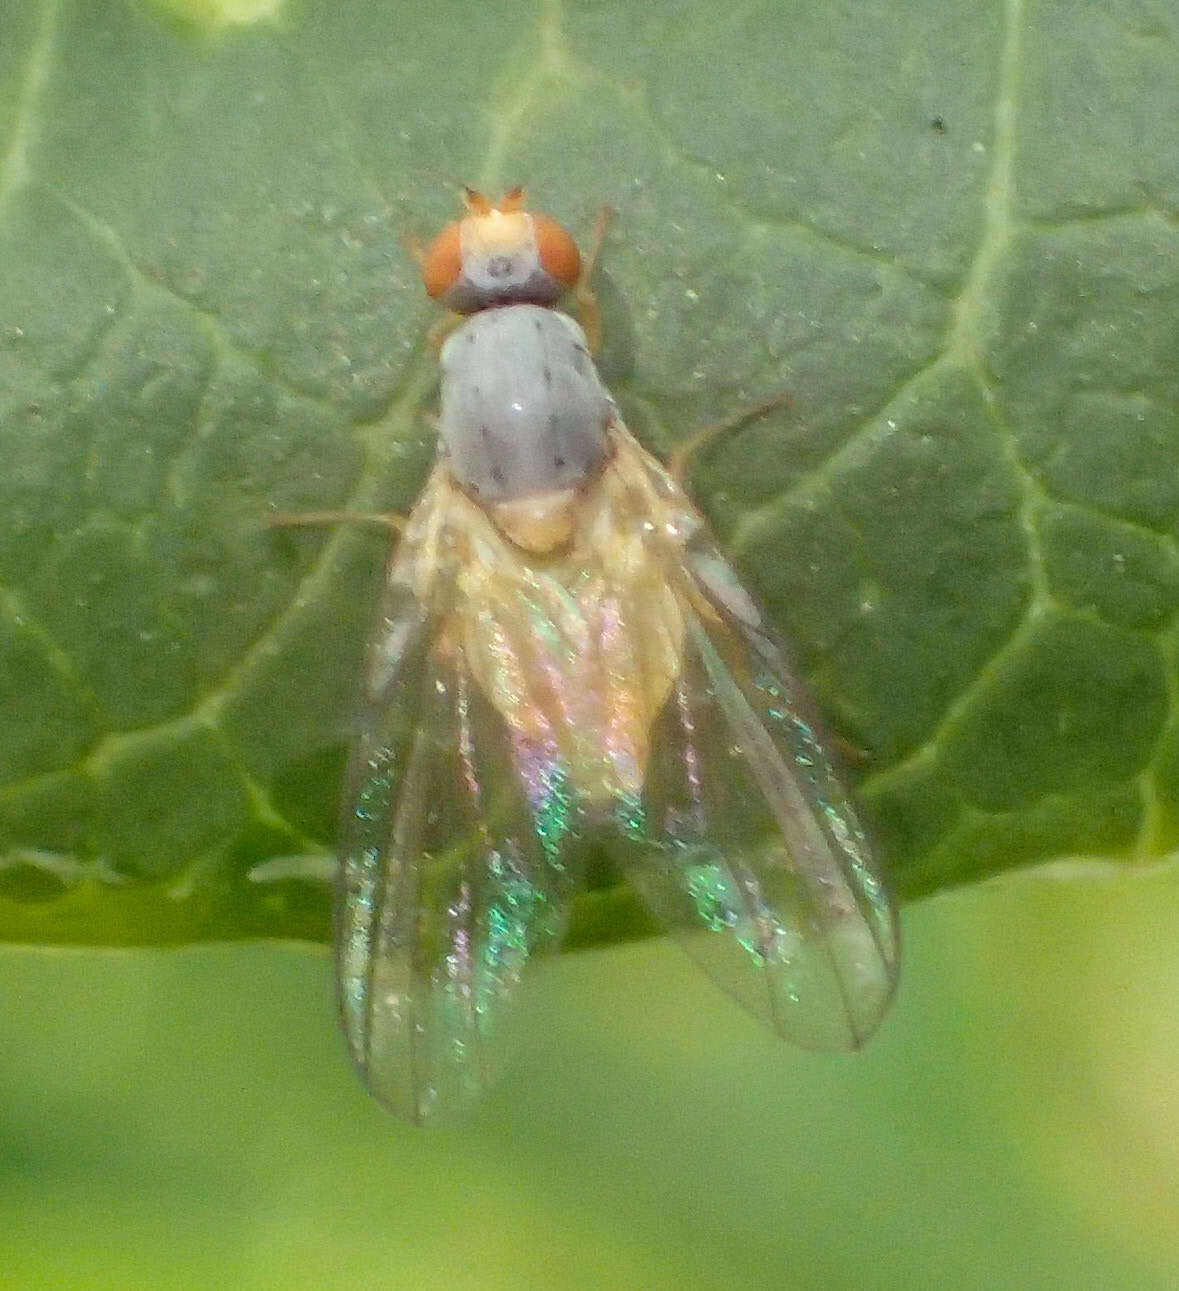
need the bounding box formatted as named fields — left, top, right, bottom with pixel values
left=420, top=221, right=464, bottom=299
left=531, top=214, right=581, bottom=289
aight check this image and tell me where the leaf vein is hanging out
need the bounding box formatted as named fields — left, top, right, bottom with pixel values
left=0, top=0, right=58, bottom=217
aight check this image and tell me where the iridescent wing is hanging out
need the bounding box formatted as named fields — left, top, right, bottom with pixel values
left=608, top=430, right=900, bottom=1049
left=335, top=472, right=579, bottom=1123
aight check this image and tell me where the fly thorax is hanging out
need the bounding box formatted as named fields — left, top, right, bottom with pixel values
left=487, top=487, right=581, bottom=553
left=438, top=305, right=614, bottom=510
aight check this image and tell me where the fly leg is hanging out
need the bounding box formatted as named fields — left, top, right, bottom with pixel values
left=573, top=204, right=615, bottom=357
left=404, top=227, right=463, bottom=355
left=266, top=509, right=406, bottom=533
left=424, top=311, right=464, bottom=356
left=667, top=394, right=871, bottom=767
left=666, top=392, right=793, bottom=487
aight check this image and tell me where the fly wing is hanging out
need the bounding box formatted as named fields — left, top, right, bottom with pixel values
left=336, top=473, right=577, bottom=1123
left=610, top=431, right=900, bottom=1050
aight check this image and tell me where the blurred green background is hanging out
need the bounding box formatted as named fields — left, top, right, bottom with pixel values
left=3, top=866, right=1177, bottom=1290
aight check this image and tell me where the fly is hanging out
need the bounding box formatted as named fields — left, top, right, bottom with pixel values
left=335, top=188, right=900, bottom=1122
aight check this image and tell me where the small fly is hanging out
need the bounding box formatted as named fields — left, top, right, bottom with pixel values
left=336, top=188, right=899, bottom=1122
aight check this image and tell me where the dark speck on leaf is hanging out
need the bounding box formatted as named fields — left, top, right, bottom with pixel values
left=491, top=465, right=506, bottom=486
left=543, top=366, right=552, bottom=384
left=931, top=115, right=946, bottom=132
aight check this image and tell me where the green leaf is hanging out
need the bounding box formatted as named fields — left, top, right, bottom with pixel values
left=1, top=0, right=1176, bottom=947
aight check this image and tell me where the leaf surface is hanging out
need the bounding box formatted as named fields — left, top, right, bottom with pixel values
left=1, top=0, right=1176, bottom=945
